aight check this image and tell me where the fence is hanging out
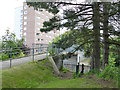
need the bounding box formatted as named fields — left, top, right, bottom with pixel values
left=1, top=43, right=62, bottom=68
left=1, top=44, right=49, bottom=68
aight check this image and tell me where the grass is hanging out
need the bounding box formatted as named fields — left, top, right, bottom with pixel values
left=2, top=60, right=59, bottom=88
left=39, top=77, right=102, bottom=88
left=2, top=59, right=118, bottom=88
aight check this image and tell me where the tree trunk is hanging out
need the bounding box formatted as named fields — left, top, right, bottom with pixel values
left=103, top=2, right=109, bottom=70
left=92, top=2, right=100, bottom=70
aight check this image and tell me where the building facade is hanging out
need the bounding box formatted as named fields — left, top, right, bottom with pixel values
left=14, top=6, right=23, bottom=40
left=22, top=3, right=60, bottom=48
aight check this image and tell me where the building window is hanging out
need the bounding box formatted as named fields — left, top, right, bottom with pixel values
left=37, top=28, right=40, bottom=31
left=20, top=29, right=23, bottom=32
left=36, top=16, right=40, bottom=19
left=24, top=27, right=27, bottom=30
left=24, top=11, right=27, bottom=14
left=20, top=34, right=22, bottom=37
left=36, top=38, right=40, bottom=41
left=24, top=32, right=26, bottom=36
left=37, top=22, right=40, bottom=25
left=41, top=18, right=44, bottom=21
left=24, top=5, right=27, bottom=9
left=24, top=16, right=27, bottom=19
left=39, top=9, right=43, bottom=12
left=20, top=24, right=22, bottom=27
left=46, top=16, right=48, bottom=18
left=25, top=38, right=26, bottom=41
left=21, top=15, right=23, bottom=18
left=21, top=10, right=23, bottom=13
left=37, top=11, right=40, bottom=14
left=24, top=22, right=27, bottom=25
left=36, top=33, right=40, bottom=35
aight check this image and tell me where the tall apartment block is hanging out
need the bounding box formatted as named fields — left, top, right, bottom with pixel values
left=22, top=3, right=60, bottom=48
left=14, top=6, right=23, bottom=40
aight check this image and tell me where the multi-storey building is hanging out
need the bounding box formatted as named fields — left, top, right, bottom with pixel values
left=14, top=6, right=23, bottom=40
left=22, top=3, right=60, bottom=48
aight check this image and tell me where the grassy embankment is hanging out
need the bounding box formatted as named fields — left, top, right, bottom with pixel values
left=2, top=59, right=118, bottom=88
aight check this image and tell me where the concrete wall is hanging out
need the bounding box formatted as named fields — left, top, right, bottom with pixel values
left=63, top=53, right=91, bottom=73
left=53, top=56, right=63, bottom=70
left=63, top=63, right=90, bottom=73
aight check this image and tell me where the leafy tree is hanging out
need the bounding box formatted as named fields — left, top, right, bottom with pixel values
left=27, top=1, right=120, bottom=71
left=1, top=30, right=30, bottom=59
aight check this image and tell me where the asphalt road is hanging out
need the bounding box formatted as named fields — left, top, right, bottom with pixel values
left=1, top=53, right=48, bottom=69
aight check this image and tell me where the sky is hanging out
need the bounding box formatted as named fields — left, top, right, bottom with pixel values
left=0, top=0, right=25, bottom=38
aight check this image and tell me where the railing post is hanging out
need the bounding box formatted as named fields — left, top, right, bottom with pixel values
left=46, top=45, right=48, bottom=56
left=38, top=44, right=40, bottom=54
left=51, top=44, right=53, bottom=56
left=32, top=44, right=34, bottom=62
left=10, top=49, right=12, bottom=68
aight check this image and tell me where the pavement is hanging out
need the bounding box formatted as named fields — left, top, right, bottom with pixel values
left=1, top=53, right=48, bottom=69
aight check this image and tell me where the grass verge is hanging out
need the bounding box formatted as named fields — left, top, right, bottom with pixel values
left=2, top=60, right=59, bottom=88
left=39, top=77, right=102, bottom=88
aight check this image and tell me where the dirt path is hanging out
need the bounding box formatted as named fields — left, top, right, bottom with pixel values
left=59, top=70, right=74, bottom=79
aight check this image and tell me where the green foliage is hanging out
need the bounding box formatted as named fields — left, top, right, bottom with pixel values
left=11, top=52, right=25, bottom=59
left=84, top=69, right=100, bottom=76
left=72, top=73, right=82, bottom=79
left=1, top=30, right=30, bottom=60
left=60, top=67, right=68, bottom=73
left=1, top=54, right=9, bottom=60
left=18, top=52, right=25, bottom=58
left=99, top=65, right=118, bottom=81
left=48, top=43, right=59, bottom=56
left=99, top=57, right=118, bottom=81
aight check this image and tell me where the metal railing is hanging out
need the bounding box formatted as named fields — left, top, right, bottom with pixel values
left=1, top=43, right=62, bottom=68
left=0, top=44, right=49, bottom=68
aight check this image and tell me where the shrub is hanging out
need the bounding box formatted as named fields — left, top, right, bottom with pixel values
left=99, top=58, right=118, bottom=81
left=18, top=52, right=25, bottom=58
left=2, top=55, right=9, bottom=60
left=99, top=65, right=118, bottom=80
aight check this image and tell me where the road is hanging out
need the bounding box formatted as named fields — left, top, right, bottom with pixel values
left=1, top=53, right=48, bottom=69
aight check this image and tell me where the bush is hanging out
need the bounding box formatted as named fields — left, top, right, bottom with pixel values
left=99, top=58, right=118, bottom=81
left=2, top=55, right=9, bottom=60
left=18, top=52, right=25, bottom=58
left=99, top=65, right=118, bottom=81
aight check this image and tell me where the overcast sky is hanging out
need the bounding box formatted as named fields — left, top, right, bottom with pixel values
left=0, top=0, right=25, bottom=38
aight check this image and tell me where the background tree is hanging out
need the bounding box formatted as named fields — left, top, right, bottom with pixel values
left=1, top=30, right=30, bottom=60
left=27, top=1, right=120, bottom=71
